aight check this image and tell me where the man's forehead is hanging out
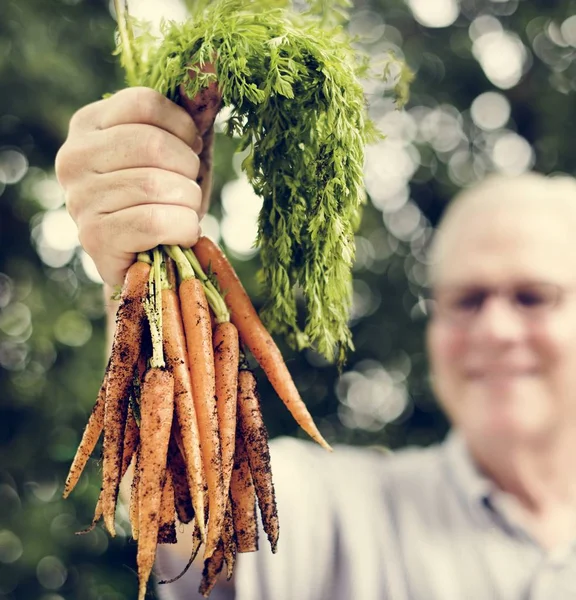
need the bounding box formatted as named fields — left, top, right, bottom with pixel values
left=428, top=173, right=576, bottom=285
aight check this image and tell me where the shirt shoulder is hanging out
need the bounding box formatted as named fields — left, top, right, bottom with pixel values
left=235, top=437, right=447, bottom=600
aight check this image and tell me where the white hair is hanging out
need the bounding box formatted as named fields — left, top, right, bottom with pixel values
left=427, top=172, right=576, bottom=285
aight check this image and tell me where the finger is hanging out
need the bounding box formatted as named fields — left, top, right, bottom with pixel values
left=79, top=204, right=200, bottom=286
left=79, top=124, right=201, bottom=179
left=71, top=87, right=202, bottom=151
left=67, top=169, right=202, bottom=221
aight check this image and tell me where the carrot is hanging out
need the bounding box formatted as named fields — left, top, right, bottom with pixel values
left=63, top=369, right=107, bottom=499
left=89, top=403, right=140, bottom=529
left=199, top=541, right=225, bottom=598
left=213, top=321, right=239, bottom=499
left=167, top=433, right=195, bottom=525
left=180, top=62, right=222, bottom=136
left=230, top=433, right=258, bottom=553
left=102, top=260, right=151, bottom=536
left=162, top=287, right=206, bottom=537
left=137, top=367, right=174, bottom=600
left=193, top=236, right=331, bottom=451
left=130, top=447, right=141, bottom=541
left=237, top=367, right=279, bottom=553
left=178, top=276, right=225, bottom=560
left=157, top=469, right=177, bottom=544
left=157, top=521, right=204, bottom=586
left=222, top=497, right=237, bottom=580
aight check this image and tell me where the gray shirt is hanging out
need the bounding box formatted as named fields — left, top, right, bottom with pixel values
left=156, top=434, right=576, bottom=600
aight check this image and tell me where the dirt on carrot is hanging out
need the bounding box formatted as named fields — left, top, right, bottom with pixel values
left=102, top=260, right=151, bottom=536
left=237, top=366, right=279, bottom=553
left=162, top=287, right=206, bottom=537
left=63, top=370, right=107, bottom=499
left=230, top=433, right=258, bottom=553
left=137, top=367, right=174, bottom=600
left=179, top=276, right=225, bottom=560
left=213, top=321, right=239, bottom=499
left=193, top=237, right=331, bottom=451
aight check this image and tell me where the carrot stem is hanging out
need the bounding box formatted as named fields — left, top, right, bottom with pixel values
left=164, top=245, right=195, bottom=281
left=183, top=247, right=229, bottom=322
left=143, top=248, right=165, bottom=369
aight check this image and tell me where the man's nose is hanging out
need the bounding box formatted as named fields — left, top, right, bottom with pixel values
left=468, top=295, right=527, bottom=343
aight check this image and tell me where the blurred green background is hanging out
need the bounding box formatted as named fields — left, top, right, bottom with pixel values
left=1, top=0, right=576, bottom=598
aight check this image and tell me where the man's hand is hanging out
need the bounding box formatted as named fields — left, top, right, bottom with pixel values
left=55, top=86, right=211, bottom=287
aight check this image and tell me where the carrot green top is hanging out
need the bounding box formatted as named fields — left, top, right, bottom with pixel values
left=114, top=0, right=411, bottom=366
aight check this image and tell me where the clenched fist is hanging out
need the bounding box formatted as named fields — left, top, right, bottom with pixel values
left=55, top=86, right=213, bottom=287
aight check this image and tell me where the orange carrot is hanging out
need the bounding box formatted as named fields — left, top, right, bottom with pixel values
left=178, top=276, right=225, bottom=560
left=157, top=469, right=177, bottom=544
left=222, top=498, right=237, bottom=580
left=137, top=367, right=174, bottom=600
left=230, top=433, right=258, bottom=553
left=63, top=370, right=107, bottom=498
left=130, top=447, right=141, bottom=541
left=162, top=287, right=206, bottom=537
left=89, top=404, right=140, bottom=528
left=167, top=433, right=195, bottom=525
left=213, top=321, right=239, bottom=498
left=193, top=236, right=331, bottom=451
left=237, top=367, right=279, bottom=553
left=199, top=542, right=225, bottom=598
left=102, top=260, right=151, bottom=536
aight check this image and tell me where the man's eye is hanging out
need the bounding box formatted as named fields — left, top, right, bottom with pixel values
left=516, top=291, right=545, bottom=307
left=516, top=287, right=555, bottom=308
left=453, top=292, right=485, bottom=312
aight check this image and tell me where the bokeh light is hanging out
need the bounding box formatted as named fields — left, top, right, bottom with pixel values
left=407, top=0, right=459, bottom=28
left=470, top=91, right=511, bottom=131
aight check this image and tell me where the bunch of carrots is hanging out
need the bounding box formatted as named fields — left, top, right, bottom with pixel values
left=63, top=237, right=331, bottom=598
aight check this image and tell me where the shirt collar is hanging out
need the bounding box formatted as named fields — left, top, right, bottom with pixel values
left=442, top=429, right=495, bottom=510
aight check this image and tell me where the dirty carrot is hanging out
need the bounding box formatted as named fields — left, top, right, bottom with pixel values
left=63, top=369, right=108, bottom=499
left=137, top=367, right=175, bottom=600
left=230, top=433, right=258, bottom=553
left=130, top=447, right=141, bottom=541
left=199, top=542, right=226, bottom=598
left=222, top=498, right=237, bottom=580
left=237, top=366, right=279, bottom=553
left=192, top=236, right=331, bottom=451
left=157, top=469, right=177, bottom=544
left=166, top=245, right=224, bottom=561
left=162, top=286, right=206, bottom=537
left=168, top=432, right=195, bottom=525
left=89, top=403, right=140, bottom=528
left=213, top=321, right=239, bottom=499
left=102, top=260, right=151, bottom=535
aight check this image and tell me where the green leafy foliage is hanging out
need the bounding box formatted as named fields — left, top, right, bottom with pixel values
left=118, top=0, right=394, bottom=365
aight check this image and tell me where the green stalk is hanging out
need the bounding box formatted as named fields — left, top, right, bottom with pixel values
left=183, top=248, right=229, bottom=323
left=165, top=245, right=229, bottom=322
left=113, top=0, right=138, bottom=86
left=164, top=245, right=195, bottom=281
left=143, top=247, right=165, bottom=369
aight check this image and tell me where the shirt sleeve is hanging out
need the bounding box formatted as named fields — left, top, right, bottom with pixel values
left=235, top=437, right=341, bottom=600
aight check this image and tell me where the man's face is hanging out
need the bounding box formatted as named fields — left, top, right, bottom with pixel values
left=427, top=197, right=576, bottom=445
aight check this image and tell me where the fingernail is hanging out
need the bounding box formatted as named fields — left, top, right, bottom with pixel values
left=192, top=136, right=204, bottom=154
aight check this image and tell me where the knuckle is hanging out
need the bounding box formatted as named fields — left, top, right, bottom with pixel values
left=141, top=128, right=168, bottom=163
left=189, top=180, right=203, bottom=213
left=132, top=87, right=164, bottom=123
left=77, top=215, right=102, bottom=258
left=142, top=205, right=166, bottom=245
left=140, top=170, right=163, bottom=203
left=54, top=141, right=82, bottom=187
left=64, top=184, right=82, bottom=222
left=68, top=104, right=92, bottom=132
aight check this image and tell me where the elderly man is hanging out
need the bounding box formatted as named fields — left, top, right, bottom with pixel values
left=56, top=88, right=576, bottom=600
